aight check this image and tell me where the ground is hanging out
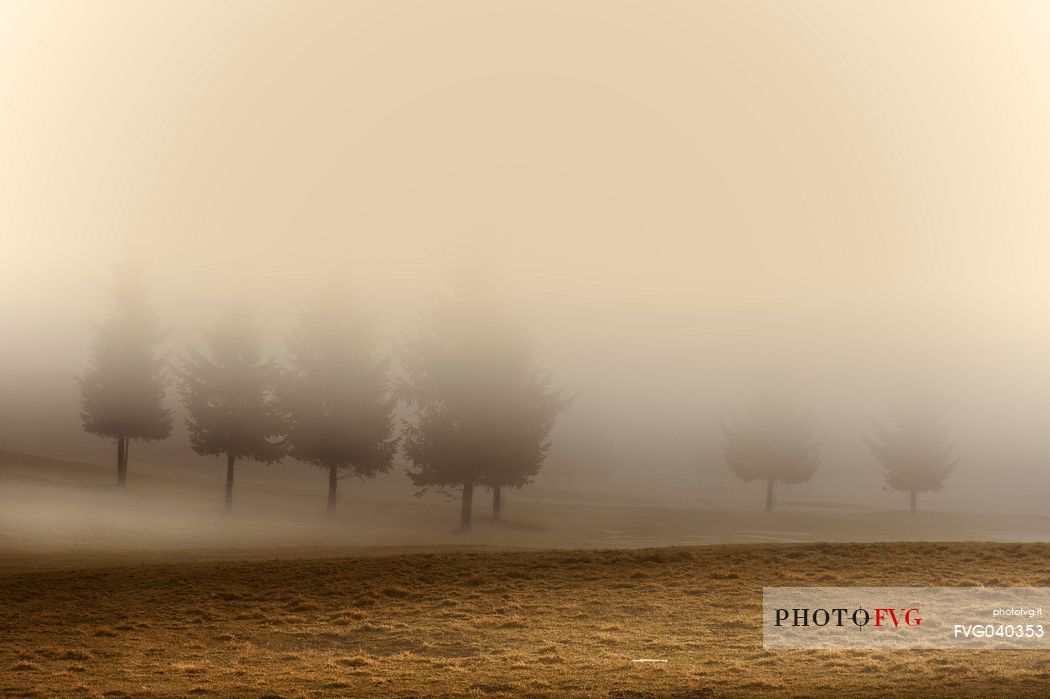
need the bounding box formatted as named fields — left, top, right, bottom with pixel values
left=4, top=448, right=1050, bottom=572
left=3, top=450, right=1050, bottom=696
left=4, top=543, right=1050, bottom=697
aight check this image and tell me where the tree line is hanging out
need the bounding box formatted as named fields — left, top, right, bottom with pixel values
left=78, top=265, right=568, bottom=530
left=79, top=264, right=956, bottom=524
left=719, top=394, right=956, bottom=513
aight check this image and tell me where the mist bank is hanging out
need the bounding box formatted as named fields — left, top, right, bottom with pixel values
left=4, top=2, right=1050, bottom=517
left=2, top=264, right=1050, bottom=520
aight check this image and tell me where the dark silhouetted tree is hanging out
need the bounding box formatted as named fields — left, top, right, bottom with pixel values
left=400, top=285, right=567, bottom=529
left=865, top=409, right=956, bottom=514
left=720, top=397, right=820, bottom=512
left=178, top=307, right=285, bottom=512
left=79, top=261, right=172, bottom=486
left=280, top=288, right=397, bottom=514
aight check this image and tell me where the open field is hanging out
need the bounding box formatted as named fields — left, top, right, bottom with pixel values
left=3, top=543, right=1050, bottom=697
left=4, top=451, right=1050, bottom=696
left=5, top=449, right=1050, bottom=574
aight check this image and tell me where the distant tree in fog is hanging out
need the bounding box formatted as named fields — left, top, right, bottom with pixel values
left=865, top=410, right=956, bottom=514
left=79, top=261, right=172, bottom=486
left=279, top=287, right=397, bottom=514
left=400, top=284, right=568, bottom=529
left=720, top=398, right=820, bottom=512
left=177, top=307, right=285, bottom=512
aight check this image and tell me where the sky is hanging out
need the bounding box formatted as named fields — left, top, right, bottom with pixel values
left=3, top=1, right=1050, bottom=509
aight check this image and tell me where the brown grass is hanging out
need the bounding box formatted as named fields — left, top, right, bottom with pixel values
left=2, top=543, right=1050, bottom=696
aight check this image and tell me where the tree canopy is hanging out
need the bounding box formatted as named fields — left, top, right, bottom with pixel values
left=720, top=394, right=821, bottom=511
left=79, top=261, right=172, bottom=485
left=179, top=306, right=285, bottom=462
left=865, top=407, right=956, bottom=511
left=280, top=287, right=398, bottom=512
left=178, top=307, right=285, bottom=509
left=400, top=284, right=567, bottom=526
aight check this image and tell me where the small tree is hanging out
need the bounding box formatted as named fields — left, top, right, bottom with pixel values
left=280, top=288, right=397, bottom=514
left=79, top=261, right=172, bottom=486
left=865, top=411, right=956, bottom=514
left=720, top=398, right=820, bottom=512
left=400, top=284, right=567, bottom=529
left=178, top=307, right=284, bottom=511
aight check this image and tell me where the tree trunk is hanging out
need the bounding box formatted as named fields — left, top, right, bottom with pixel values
left=327, top=464, right=338, bottom=515
left=460, top=482, right=474, bottom=531
left=225, top=454, right=235, bottom=513
left=765, top=479, right=774, bottom=513
left=116, top=436, right=127, bottom=487
left=492, top=485, right=502, bottom=520
left=910, top=490, right=917, bottom=514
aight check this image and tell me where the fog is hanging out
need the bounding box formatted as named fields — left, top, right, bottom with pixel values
left=4, top=0, right=1050, bottom=549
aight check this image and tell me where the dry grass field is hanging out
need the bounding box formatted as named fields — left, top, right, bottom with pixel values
left=4, top=451, right=1050, bottom=696
left=4, top=542, right=1050, bottom=697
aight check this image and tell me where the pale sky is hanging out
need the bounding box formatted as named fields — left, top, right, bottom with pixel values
left=3, top=1, right=1050, bottom=505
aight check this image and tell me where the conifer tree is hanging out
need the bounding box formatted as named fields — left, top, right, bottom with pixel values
left=280, top=288, right=397, bottom=514
left=401, top=285, right=567, bottom=529
left=178, top=307, right=285, bottom=511
left=80, top=262, right=172, bottom=486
